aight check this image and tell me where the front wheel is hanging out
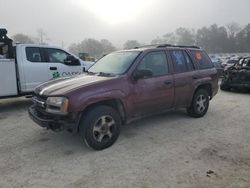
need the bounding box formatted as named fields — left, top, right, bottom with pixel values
left=187, top=89, right=209, bottom=118
left=79, top=105, right=121, bottom=150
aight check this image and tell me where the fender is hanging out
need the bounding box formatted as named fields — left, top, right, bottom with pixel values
left=70, top=89, right=128, bottom=114
left=194, top=77, right=212, bottom=90
left=192, top=77, right=213, bottom=98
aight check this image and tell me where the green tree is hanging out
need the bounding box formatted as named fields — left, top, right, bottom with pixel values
left=226, top=22, right=241, bottom=38
left=236, top=24, right=250, bottom=52
left=196, top=24, right=229, bottom=53
left=151, top=36, right=164, bottom=45
left=100, top=39, right=116, bottom=54
left=123, top=40, right=141, bottom=49
left=163, top=32, right=177, bottom=44
left=175, top=28, right=195, bottom=45
left=69, top=38, right=116, bottom=58
left=151, top=33, right=177, bottom=45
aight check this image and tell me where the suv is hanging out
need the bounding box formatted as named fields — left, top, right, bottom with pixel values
left=29, top=44, right=218, bottom=150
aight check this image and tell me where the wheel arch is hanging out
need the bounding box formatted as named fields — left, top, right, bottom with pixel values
left=77, top=99, right=126, bottom=132
left=195, top=83, right=212, bottom=99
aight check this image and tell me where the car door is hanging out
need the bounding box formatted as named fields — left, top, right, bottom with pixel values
left=21, top=47, right=49, bottom=92
left=169, top=50, right=197, bottom=107
left=130, top=51, right=174, bottom=117
left=43, top=48, right=83, bottom=79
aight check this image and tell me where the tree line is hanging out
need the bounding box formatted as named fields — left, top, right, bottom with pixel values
left=149, top=22, right=250, bottom=54
left=11, top=22, right=250, bottom=58
left=12, top=28, right=50, bottom=45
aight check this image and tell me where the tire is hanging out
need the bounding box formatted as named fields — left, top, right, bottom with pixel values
left=187, top=89, right=209, bottom=118
left=79, top=105, right=121, bottom=150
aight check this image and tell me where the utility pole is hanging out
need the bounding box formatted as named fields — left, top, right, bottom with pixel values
left=37, top=28, right=47, bottom=44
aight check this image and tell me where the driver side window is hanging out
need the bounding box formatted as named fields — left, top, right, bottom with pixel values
left=46, top=48, right=69, bottom=63
left=137, top=51, right=169, bottom=77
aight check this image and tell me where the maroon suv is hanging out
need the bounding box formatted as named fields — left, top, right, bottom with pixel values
left=29, top=44, right=218, bottom=150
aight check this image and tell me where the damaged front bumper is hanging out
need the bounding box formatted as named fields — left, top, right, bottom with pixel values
left=221, top=69, right=250, bottom=89
left=28, top=105, right=78, bottom=132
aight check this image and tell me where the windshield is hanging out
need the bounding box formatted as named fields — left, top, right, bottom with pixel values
left=88, top=51, right=140, bottom=75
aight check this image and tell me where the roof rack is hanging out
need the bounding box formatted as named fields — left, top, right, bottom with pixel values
left=157, top=44, right=201, bottom=49
left=134, top=44, right=201, bottom=49
left=134, top=44, right=158, bottom=49
left=156, top=44, right=174, bottom=48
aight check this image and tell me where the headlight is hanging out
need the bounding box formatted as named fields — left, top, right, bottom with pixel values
left=46, top=97, right=69, bottom=115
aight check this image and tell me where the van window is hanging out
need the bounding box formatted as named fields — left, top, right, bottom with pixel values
left=190, top=50, right=214, bottom=69
left=170, top=50, right=189, bottom=73
left=137, top=51, right=169, bottom=77
left=26, top=47, right=42, bottom=62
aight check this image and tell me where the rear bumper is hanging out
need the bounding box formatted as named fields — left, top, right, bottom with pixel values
left=212, top=88, right=218, bottom=98
left=28, top=105, right=78, bottom=132
left=211, top=81, right=219, bottom=99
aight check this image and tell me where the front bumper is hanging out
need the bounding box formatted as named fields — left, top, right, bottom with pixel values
left=28, top=105, right=78, bottom=132
left=221, top=79, right=250, bottom=89
left=225, top=83, right=250, bottom=88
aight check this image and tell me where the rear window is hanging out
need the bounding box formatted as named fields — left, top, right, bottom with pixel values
left=26, top=47, right=42, bottom=62
left=190, top=50, right=214, bottom=69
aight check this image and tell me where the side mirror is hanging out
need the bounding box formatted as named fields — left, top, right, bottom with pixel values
left=133, top=69, right=153, bottom=80
left=64, top=55, right=80, bottom=65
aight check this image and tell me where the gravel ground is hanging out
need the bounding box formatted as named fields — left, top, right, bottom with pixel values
left=0, top=89, right=249, bottom=188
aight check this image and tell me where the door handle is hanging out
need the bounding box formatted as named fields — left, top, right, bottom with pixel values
left=50, top=67, right=57, bottom=70
left=164, top=81, right=172, bottom=85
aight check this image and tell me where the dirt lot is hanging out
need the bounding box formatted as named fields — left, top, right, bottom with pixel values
left=0, top=89, right=249, bottom=188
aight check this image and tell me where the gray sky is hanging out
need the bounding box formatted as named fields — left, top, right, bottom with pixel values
left=1, top=0, right=250, bottom=48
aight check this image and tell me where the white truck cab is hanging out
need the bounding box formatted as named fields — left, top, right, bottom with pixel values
left=16, top=44, right=93, bottom=92
left=0, top=29, right=94, bottom=98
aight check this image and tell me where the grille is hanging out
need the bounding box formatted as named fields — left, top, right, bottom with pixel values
left=33, top=93, right=47, bottom=101
left=32, top=94, right=47, bottom=110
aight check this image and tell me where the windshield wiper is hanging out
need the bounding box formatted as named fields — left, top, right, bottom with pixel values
left=86, top=70, right=97, bottom=75
left=97, top=72, right=116, bottom=77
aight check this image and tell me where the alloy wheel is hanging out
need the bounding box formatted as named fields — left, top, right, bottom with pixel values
left=92, top=115, right=115, bottom=143
left=196, top=94, right=207, bottom=113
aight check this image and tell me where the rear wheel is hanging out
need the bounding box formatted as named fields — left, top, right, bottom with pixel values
left=79, top=105, right=121, bottom=150
left=187, top=89, right=209, bottom=118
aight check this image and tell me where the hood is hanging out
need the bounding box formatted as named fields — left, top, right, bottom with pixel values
left=35, top=74, right=115, bottom=96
